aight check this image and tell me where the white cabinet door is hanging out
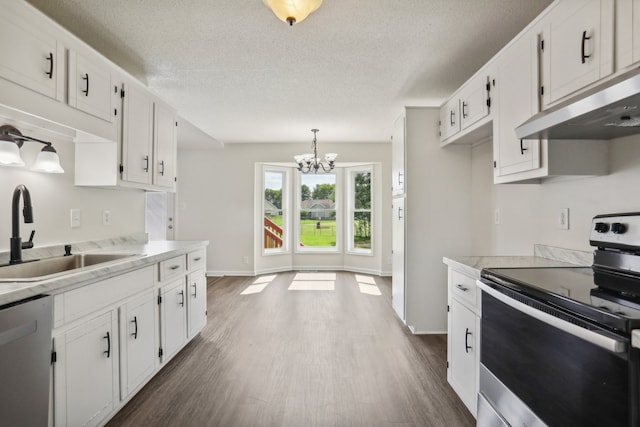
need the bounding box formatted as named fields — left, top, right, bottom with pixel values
left=0, top=13, right=63, bottom=101
left=439, top=98, right=461, bottom=141
left=391, top=114, right=405, bottom=196
left=460, top=74, right=490, bottom=130
left=68, top=50, right=116, bottom=123
left=122, top=82, right=154, bottom=185
left=187, top=271, right=207, bottom=338
left=119, top=291, right=156, bottom=399
left=160, top=278, right=187, bottom=362
left=616, top=0, right=640, bottom=69
left=54, top=311, right=117, bottom=427
left=542, top=0, right=614, bottom=106
left=153, top=101, right=177, bottom=188
left=449, top=298, right=479, bottom=416
left=391, top=197, right=405, bottom=322
left=494, top=33, right=540, bottom=178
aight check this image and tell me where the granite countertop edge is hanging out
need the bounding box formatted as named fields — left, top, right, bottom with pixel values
left=0, top=239, right=209, bottom=307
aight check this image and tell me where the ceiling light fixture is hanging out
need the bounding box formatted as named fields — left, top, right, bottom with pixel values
left=0, top=125, right=65, bottom=173
left=294, top=129, right=337, bottom=174
left=263, top=0, right=323, bottom=26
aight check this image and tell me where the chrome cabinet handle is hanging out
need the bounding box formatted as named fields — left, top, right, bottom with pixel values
left=398, top=207, right=404, bottom=220
left=581, top=30, right=591, bottom=64
left=159, top=160, right=165, bottom=176
left=131, top=316, right=138, bottom=340
left=82, top=73, right=89, bottom=96
left=465, top=328, right=472, bottom=353
left=46, top=52, right=54, bottom=79
left=456, top=284, right=469, bottom=292
left=103, top=332, right=111, bottom=358
left=462, top=101, right=468, bottom=118
left=179, top=290, right=184, bottom=307
left=192, top=283, right=197, bottom=298
left=397, top=171, right=404, bottom=185
left=143, top=155, right=149, bottom=172
left=450, top=109, right=455, bottom=126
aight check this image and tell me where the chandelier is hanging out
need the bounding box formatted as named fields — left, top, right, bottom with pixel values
left=294, top=129, right=337, bottom=174
left=263, top=0, right=323, bottom=26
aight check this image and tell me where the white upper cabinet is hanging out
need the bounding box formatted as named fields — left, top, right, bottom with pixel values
left=494, top=33, right=541, bottom=179
left=68, top=49, right=117, bottom=123
left=391, top=114, right=405, bottom=196
left=121, top=81, right=155, bottom=186
left=459, top=73, right=491, bottom=130
left=0, top=9, right=63, bottom=102
left=540, top=0, right=614, bottom=107
left=439, top=97, right=461, bottom=141
left=615, top=0, right=640, bottom=70
left=153, top=101, right=178, bottom=188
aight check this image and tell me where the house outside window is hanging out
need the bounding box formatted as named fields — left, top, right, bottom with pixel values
left=263, top=168, right=288, bottom=253
left=348, top=167, right=373, bottom=254
left=297, top=173, right=339, bottom=251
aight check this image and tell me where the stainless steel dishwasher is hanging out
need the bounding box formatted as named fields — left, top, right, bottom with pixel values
left=0, top=294, right=52, bottom=426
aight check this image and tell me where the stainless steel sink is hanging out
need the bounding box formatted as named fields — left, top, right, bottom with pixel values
left=0, top=253, right=136, bottom=281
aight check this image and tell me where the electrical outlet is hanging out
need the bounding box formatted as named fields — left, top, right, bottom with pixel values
left=102, top=210, right=111, bottom=226
left=70, top=209, right=81, bottom=228
left=494, top=208, right=501, bottom=225
left=558, top=208, right=569, bottom=230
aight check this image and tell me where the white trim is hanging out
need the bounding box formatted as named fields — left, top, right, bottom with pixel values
left=262, top=166, right=290, bottom=255
left=207, top=270, right=256, bottom=277
left=346, top=165, right=374, bottom=255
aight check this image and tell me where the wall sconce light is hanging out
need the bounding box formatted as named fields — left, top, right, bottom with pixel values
left=0, top=125, right=64, bottom=173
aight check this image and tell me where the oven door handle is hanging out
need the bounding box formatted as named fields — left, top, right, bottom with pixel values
left=477, top=281, right=627, bottom=354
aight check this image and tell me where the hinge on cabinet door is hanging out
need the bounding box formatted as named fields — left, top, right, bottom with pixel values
left=114, top=86, right=118, bottom=94
left=158, top=295, right=162, bottom=305
left=175, top=121, right=178, bottom=127
left=446, top=361, right=449, bottom=369
left=486, top=98, right=491, bottom=108
left=540, top=86, right=544, bottom=96
left=174, top=176, right=177, bottom=182
left=119, top=164, right=124, bottom=174
left=159, top=347, right=163, bottom=358
left=447, top=305, right=449, bottom=312
left=486, top=82, right=490, bottom=92
left=51, top=351, right=57, bottom=365
left=114, top=108, right=117, bottom=116
left=540, top=39, right=544, bottom=51
left=493, top=160, right=497, bottom=168
left=120, top=89, right=125, bottom=98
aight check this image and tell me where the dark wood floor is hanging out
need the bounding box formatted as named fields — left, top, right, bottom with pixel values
left=107, top=272, right=474, bottom=427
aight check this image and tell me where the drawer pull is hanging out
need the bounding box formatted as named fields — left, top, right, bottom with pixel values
left=82, top=73, right=89, bottom=96
left=581, top=30, right=591, bottom=64
left=46, top=52, right=54, bottom=79
left=169, top=265, right=180, bottom=270
left=456, top=284, right=469, bottom=292
left=465, top=328, right=472, bottom=353
left=103, top=332, right=111, bottom=358
left=131, top=316, right=138, bottom=340
left=193, top=257, right=202, bottom=262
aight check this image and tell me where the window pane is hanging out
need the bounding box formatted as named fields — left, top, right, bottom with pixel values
left=353, top=211, right=371, bottom=249
left=264, top=171, right=284, bottom=249
left=300, top=174, right=336, bottom=248
left=354, top=172, right=371, bottom=210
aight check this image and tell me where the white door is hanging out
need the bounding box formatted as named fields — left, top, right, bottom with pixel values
left=391, top=197, right=405, bottom=322
left=68, top=50, right=114, bottom=122
left=153, top=101, right=177, bottom=188
left=187, top=271, right=207, bottom=337
left=449, top=299, right=478, bottom=416
left=160, top=279, right=187, bottom=361
left=122, top=82, right=154, bottom=185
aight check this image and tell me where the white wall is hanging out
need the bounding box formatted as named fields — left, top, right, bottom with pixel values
left=176, top=142, right=391, bottom=276
left=0, top=135, right=146, bottom=254
left=471, top=134, right=640, bottom=255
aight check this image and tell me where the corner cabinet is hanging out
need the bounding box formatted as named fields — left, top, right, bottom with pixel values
left=446, top=268, right=480, bottom=418
left=51, top=247, right=208, bottom=426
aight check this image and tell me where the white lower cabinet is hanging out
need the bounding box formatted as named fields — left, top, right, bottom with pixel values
left=447, top=268, right=480, bottom=418
left=160, top=278, right=188, bottom=362
left=119, top=291, right=157, bottom=399
left=187, top=270, right=207, bottom=338
left=54, top=311, right=118, bottom=427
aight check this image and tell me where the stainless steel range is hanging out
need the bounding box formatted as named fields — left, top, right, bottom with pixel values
left=477, top=212, right=640, bottom=427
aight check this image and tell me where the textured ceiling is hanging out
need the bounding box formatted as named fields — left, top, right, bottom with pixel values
left=25, top=0, right=553, bottom=145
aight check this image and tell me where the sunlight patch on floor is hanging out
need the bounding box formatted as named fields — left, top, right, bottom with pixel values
left=288, top=280, right=335, bottom=291
left=241, top=275, right=277, bottom=295
left=293, top=272, right=336, bottom=281
left=356, top=275, right=381, bottom=296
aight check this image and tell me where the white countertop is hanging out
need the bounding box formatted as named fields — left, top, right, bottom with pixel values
left=442, top=255, right=586, bottom=280
left=0, top=240, right=208, bottom=306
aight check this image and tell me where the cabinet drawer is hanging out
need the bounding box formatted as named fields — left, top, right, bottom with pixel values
left=159, top=255, right=186, bottom=282
left=61, top=266, right=154, bottom=326
left=187, top=249, right=205, bottom=271
left=451, top=270, right=477, bottom=308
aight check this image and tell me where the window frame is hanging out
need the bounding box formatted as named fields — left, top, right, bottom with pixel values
left=347, top=165, right=374, bottom=255
left=294, top=170, right=341, bottom=253
left=262, top=166, right=290, bottom=255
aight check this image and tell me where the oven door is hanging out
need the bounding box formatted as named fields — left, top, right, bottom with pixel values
left=477, top=280, right=636, bottom=427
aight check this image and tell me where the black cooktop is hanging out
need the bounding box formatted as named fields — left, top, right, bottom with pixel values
left=481, top=267, right=640, bottom=334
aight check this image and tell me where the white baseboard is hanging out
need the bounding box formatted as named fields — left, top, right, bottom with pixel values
left=213, top=267, right=387, bottom=277
left=207, top=270, right=255, bottom=277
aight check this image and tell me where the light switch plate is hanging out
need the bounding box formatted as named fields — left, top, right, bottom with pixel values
left=70, top=209, right=81, bottom=228
left=558, top=208, right=569, bottom=230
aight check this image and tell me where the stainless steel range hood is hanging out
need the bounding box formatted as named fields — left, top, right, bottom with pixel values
left=516, top=68, right=640, bottom=140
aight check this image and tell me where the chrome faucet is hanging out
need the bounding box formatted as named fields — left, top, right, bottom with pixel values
left=10, top=184, right=35, bottom=265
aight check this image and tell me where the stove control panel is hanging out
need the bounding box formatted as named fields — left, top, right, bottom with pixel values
left=590, top=213, right=640, bottom=250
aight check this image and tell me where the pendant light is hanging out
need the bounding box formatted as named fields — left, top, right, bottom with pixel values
left=263, top=0, right=323, bottom=26
left=294, top=129, right=337, bottom=173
